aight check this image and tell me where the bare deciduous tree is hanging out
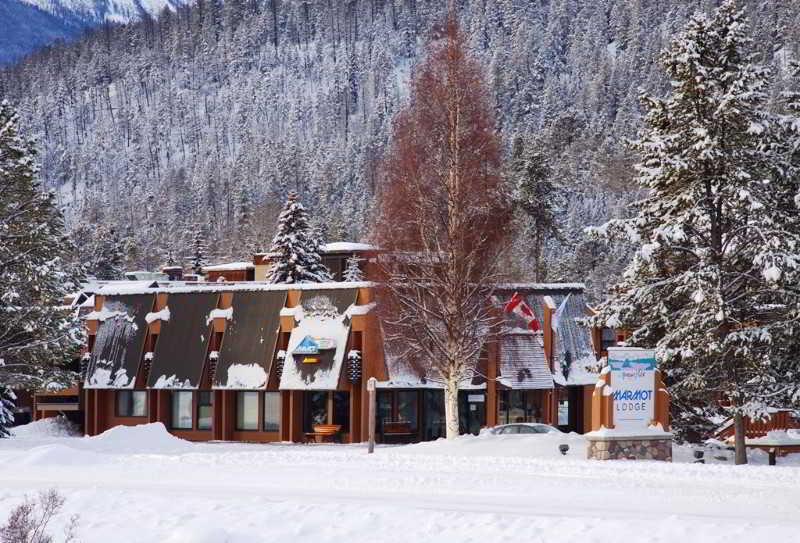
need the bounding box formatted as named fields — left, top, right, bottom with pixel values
left=0, top=489, right=79, bottom=543
left=373, top=15, right=512, bottom=439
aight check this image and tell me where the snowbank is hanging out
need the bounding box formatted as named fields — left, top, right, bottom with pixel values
left=85, top=422, right=195, bottom=454
left=746, top=430, right=800, bottom=446
left=11, top=416, right=81, bottom=439
left=16, top=443, right=105, bottom=467
left=395, top=430, right=587, bottom=459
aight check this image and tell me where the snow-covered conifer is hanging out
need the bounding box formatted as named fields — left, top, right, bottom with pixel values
left=342, top=255, right=364, bottom=282
left=192, top=229, right=207, bottom=275
left=0, top=387, right=14, bottom=438
left=0, top=99, right=84, bottom=408
left=266, top=192, right=332, bottom=284
left=586, top=1, right=800, bottom=463
left=509, top=135, right=561, bottom=282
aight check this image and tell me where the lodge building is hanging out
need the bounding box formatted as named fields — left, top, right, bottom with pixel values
left=79, top=268, right=605, bottom=443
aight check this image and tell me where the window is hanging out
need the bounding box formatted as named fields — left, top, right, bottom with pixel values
left=263, top=392, right=280, bottom=432
left=116, top=390, right=147, bottom=417
left=303, top=391, right=328, bottom=433
left=197, top=391, right=212, bottom=430
left=333, top=391, right=350, bottom=432
left=396, top=391, right=418, bottom=432
left=236, top=391, right=258, bottom=431
left=171, top=391, right=193, bottom=429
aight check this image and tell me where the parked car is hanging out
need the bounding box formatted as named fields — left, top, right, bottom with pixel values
left=488, top=423, right=562, bottom=435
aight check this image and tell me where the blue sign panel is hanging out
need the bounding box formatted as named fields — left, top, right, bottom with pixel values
left=293, top=335, right=320, bottom=355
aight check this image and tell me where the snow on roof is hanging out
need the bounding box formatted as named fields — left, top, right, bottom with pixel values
left=498, top=333, right=553, bottom=389
left=322, top=242, right=376, bottom=253
left=345, top=302, right=376, bottom=317
left=494, top=283, right=586, bottom=291
left=94, top=281, right=374, bottom=296
left=202, top=262, right=255, bottom=271
left=279, top=315, right=350, bottom=390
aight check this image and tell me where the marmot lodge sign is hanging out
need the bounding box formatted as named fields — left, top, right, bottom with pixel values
left=608, top=348, right=657, bottom=432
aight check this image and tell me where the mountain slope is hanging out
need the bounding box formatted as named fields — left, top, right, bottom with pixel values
left=0, top=0, right=189, bottom=65
left=0, top=0, right=85, bottom=65
left=2, top=0, right=798, bottom=298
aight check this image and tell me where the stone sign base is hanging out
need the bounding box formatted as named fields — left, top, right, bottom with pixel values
left=587, top=435, right=672, bottom=462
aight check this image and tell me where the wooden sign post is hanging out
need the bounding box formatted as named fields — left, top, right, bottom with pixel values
left=367, top=377, right=377, bottom=454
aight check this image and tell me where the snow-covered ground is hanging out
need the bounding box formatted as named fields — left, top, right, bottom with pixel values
left=1, top=420, right=799, bottom=542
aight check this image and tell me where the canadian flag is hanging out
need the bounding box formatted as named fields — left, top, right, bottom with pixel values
left=503, top=292, right=541, bottom=331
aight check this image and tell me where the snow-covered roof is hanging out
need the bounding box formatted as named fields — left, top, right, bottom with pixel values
left=202, top=261, right=255, bottom=271
left=498, top=333, right=553, bottom=389
left=322, top=242, right=376, bottom=253
left=94, top=281, right=374, bottom=296
left=494, top=283, right=586, bottom=291
left=279, top=315, right=350, bottom=390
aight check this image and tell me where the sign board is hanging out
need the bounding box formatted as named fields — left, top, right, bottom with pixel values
left=607, top=347, right=657, bottom=431
left=467, top=394, right=484, bottom=403
left=293, top=335, right=337, bottom=356
left=558, top=401, right=569, bottom=426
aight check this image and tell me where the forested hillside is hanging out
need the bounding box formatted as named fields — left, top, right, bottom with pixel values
left=2, top=0, right=798, bottom=300
left=0, top=0, right=189, bottom=64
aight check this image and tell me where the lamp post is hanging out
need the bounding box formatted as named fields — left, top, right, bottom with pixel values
left=367, top=377, right=377, bottom=454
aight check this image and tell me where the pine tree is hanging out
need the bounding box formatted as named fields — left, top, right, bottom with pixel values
left=342, top=254, right=364, bottom=282
left=509, top=135, right=561, bottom=282
left=0, top=99, right=84, bottom=437
left=192, top=228, right=207, bottom=275
left=586, top=1, right=800, bottom=463
left=266, top=192, right=332, bottom=284
left=0, top=388, right=14, bottom=438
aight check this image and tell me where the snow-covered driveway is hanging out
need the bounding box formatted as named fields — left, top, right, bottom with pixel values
left=1, top=422, right=799, bottom=542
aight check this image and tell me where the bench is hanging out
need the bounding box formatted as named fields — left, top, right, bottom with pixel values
left=745, top=442, right=800, bottom=465
left=305, top=424, right=342, bottom=444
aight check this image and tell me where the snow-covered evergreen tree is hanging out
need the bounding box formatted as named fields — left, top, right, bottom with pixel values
left=509, top=135, right=561, bottom=282
left=0, top=99, right=84, bottom=426
left=71, top=224, right=125, bottom=280
left=343, top=255, right=364, bottom=282
left=586, top=1, right=800, bottom=463
left=266, top=192, right=332, bottom=284
left=0, top=388, right=14, bottom=438
left=192, top=228, right=207, bottom=275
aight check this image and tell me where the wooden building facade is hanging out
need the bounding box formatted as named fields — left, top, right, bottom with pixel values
left=81, top=281, right=606, bottom=443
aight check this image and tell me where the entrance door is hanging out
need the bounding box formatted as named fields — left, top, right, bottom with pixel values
left=458, top=391, right=486, bottom=435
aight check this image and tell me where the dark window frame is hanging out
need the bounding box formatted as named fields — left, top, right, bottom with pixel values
left=236, top=391, right=259, bottom=431
left=116, top=390, right=148, bottom=417
left=263, top=391, right=280, bottom=432
left=171, top=390, right=193, bottom=430
left=197, top=391, right=213, bottom=430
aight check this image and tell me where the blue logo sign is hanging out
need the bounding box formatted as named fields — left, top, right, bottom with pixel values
left=608, top=356, right=656, bottom=371
left=293, top=336, right=320, bottom=355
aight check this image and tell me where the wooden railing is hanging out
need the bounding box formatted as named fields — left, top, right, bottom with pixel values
left=715, top=410, right=798, bottom=440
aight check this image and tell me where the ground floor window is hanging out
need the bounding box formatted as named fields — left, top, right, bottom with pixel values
left=263, top=392, right=280, bottom=432
left=171, top=391, right=193, bottom=429
left=236, top=391, right=258, bottom=430
left=422, top=390, right=445, bottom=441
left=378, top=390, right=420, bottom=441
left=197, top=391, right=213, bottom=430
left=303, top=391, right=329, bottom=433
left=302, top=391, right=351, bottom=433
left=458, top=391, right=486, bottom=435
left=332, top=391, right=350, bottom=432
left=116, top=390, right=147, bottom=417
left=497, top=390, right=542, bottom=425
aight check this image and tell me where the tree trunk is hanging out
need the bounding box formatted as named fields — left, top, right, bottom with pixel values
left=444, top=376, right=460, bottom=440
left=734, top=412, right=747, bottom=465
